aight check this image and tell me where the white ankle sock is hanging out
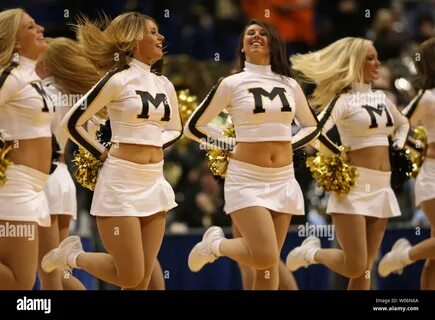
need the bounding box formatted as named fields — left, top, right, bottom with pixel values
left=306, top=247, right=319, bottom=264
left=211, top=239, right=223, bottom=257
left=67, top=251, right=84, bottom=269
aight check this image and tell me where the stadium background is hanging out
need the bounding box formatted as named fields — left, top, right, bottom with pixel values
left=2, top=0, right=434, bottom=290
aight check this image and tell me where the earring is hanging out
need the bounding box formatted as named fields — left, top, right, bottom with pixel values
left=241, top=48, right=244, bottom=53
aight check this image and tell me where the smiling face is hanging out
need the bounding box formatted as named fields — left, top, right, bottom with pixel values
left=363, top=45, right=381, bottom=83
left=14, top=12, right=46, bottom=60
left=242, top=24, right=270, bottom=65
left=133, top=19, right=164, bottom=65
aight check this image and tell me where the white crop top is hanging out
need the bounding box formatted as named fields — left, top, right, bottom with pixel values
left=402, top=88, right=435, bottom=144
left=0, top=56, right=54, bottom=140
left=42, top=77, right=71, bottom=153
left=184, top=62, right=319, bottom=150
left=61, top=58, right=182, bottom=158
left=314, top=83, right=410, bottom=155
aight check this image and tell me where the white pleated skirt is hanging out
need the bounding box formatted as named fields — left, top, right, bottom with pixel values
left=415, top=158, right=435, bottom=206
left=327, top=166, right=401, bottom=218
left=44, top=163, right=77, bottom=219
left=91, top=155, right=177, bottom=217
left=224, top=159, right=304, bottom=215
left=0, top=164, right=50, bottom=227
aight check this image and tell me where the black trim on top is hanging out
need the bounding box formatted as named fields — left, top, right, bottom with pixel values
left=403, top=90, right=426, bottom=119
left=292, top=96, right=321, bottom=150
left=188, top=82, right=233, bottom=150
left=318, top=134, right=341, bottom=154
left=0, top=62, right=18, bottom=89
left=317, top=95, right=341, bottom=154
left=318, top=95, right=340, bottom=127
left=163, top=128, right=183, bottom=149
left=292, top=127, right=320, bottom=150
left=67, top=65, right=130, bottom=158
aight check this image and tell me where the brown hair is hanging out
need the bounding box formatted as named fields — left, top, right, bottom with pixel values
left=235, top=19, right=291, bottom=77
left=415, top=37, right=435, bottom=89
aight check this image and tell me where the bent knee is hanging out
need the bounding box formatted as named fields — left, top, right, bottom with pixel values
left=118, top=268, right=145, bottom=288
left=345, top=258, right=367, bottom=278
left=14, top=273, right=37, bottom=290
left=251, top=249, right=279, bottom=270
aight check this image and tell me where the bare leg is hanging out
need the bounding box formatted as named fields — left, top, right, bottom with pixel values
left=220, top=207, right=279, bottom=270
left=76, top=216, right=144, bottom=288
left=232, top=219, right=297, bottom=290
left=231, top=223, right=254, bottom=290
left=147, top=259, right=165, bottom=290
left=0, top=221, right=39, bottom=289
left=57, top=215, right=85, bottom=290
left=38, top=215, right=63, bottom=289
left=126, top=212, right=166, bottom=290
left=219, top=207, right=280, bottom=289
left=278, top=260, right=298, bottom=290
left=414, top=199, right=435, bottom=289
left=314, top=213, right=367, bottom=278
left=252, top=211, right=291, bottom=290
left=347, top=216, right=387, bottom=290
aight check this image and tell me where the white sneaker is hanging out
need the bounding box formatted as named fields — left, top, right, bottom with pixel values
left=286, top=236, right=320, bottom=272
left=188, top=226, right=224, bottom=272
left=41, top=235, right=84, bottom=273
left=378, top=238, right=412, bottom=277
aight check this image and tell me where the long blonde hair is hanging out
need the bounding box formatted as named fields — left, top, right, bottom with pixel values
left=75, top=12, right=155, bottom=72
left=0, top=8, right=24, bottom=67
left=291, top=37, right=372, bottom=109
left=40, top=37, right=102, bottom=94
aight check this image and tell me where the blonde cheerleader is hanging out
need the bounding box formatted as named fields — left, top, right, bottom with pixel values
left=35, top=37, right=102, bottom=289
left=41, top=12, right=182, bottom=290
left=0, top=8, right=53, bottom=289
left=285, top=37, right=410, bottom=290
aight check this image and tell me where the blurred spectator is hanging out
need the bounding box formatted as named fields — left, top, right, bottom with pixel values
left=413, top=12, right=434, bottom=43
left=367, top=8, right=408, bottom=61
left=242, top=0, right=316, bottom=54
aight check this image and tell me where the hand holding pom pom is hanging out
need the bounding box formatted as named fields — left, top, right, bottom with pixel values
left=306, top=146, right=358, bottom=194
left=73, top=120, right=111, bottom=190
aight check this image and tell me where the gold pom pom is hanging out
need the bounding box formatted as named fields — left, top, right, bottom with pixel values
left=306, top=148, right=358, bottom=194
left=206, top=125, right=235, bottom=178
left=0, top=142, right=12, bottom=186
left=178, top=89, right=198, bottom=124
left=72, top=147, right=103, bottom=191
left=407, top=126, right=427, bottom=178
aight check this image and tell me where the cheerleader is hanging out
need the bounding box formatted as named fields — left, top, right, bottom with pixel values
left=35, top=37, right=102, bottom=289
left=0, top=9, right=53, bottom=289
left=41, top=12, right=182, bottom=289
left=378, top=38, right=435, bottom=288
left=285, top=37, right=410, bottom=290
left=184, top=19, right=320, bottom=290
